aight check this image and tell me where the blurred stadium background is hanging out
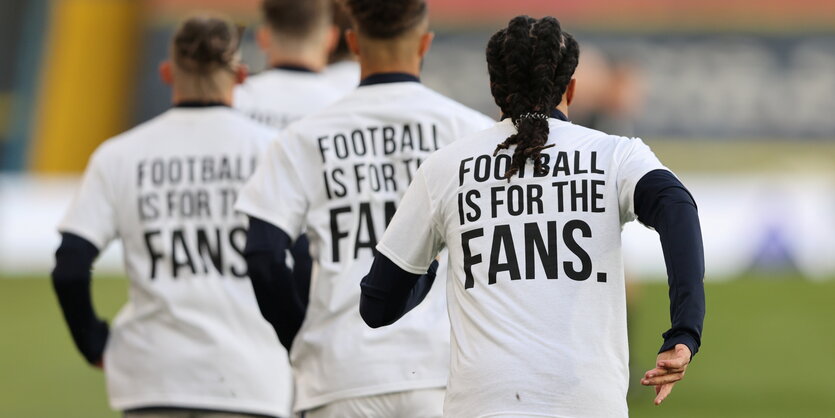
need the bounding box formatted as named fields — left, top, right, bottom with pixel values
left=1, top=0, right=833, bottom=417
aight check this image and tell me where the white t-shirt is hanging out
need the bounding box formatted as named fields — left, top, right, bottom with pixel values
left=234, top=68, right=347, bottom=130
left=322, top=61, right=360, bottom=96
left=59, top=107, right=293, bottom=417
left=377, top=118, right=667, bottom=418
left=235, top=81, right=495, bottom=411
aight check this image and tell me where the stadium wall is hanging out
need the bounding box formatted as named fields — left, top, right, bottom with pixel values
left=3, top=173, right=833, bottom=281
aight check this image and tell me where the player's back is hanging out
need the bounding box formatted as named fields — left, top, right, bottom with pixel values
left=234, top=67, right=346, bottom=130
left=401, top=115, right=666, bottom=417
left=237, top=77, right=495, bottom=411
left=61, top=105, right=292, bottom=416
left=322, top=60, right=360, bottom=96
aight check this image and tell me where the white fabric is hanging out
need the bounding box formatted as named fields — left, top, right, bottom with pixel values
left=234, top=68, right=346, bottom=130
left=377, top=118, right=667, bottom=418
left=59, top=107, right=292, bottom=417
left=124, top=410, right=271, bottom=418
left=303, top=388, right=444, bottom=418
left=236, top=81, right=495, bottom=412
left=322, top=61, right=361, bottom=96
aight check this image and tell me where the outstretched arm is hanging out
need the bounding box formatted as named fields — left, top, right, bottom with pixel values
left=244, top=217, right=307, bottom=350
left=364, top=167, right=445, bottom=329
left=360, top=256, right=439, bottom=328
left=51, top=232, right=108, bottom=367
left=633, top=169, right=705, bottom=404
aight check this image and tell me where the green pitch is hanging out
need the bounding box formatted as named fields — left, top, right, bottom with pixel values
left=1, top=277, right=833, bottom=418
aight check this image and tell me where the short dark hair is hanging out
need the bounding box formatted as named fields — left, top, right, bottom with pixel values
left=344, top=0, right=428, bottom=39
left=261, top=0, right=331, bottom=38
left=329, top=0, right=353, bottom=63
left=172, top=15, right=242, bottom=74
left=487, top=16, right=580, bottom=180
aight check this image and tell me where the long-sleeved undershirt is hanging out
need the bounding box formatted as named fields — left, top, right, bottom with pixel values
left=243, top=217, right=311, bottom=350
left=51, top=232, right=109, bottom=365
left=359, top=259, right=439, bottom=328
left=634, top=169, right=705, bottom=357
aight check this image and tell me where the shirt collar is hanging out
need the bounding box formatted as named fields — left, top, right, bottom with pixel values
left=501, top=109, right=570, bottom=122
left=173, top=101, right=229, bottom=108
left=359, top=72, right=421, bottom=87
left=272, top=64, right=316, bottom=73
left=551, top=109, right=570, bottom=122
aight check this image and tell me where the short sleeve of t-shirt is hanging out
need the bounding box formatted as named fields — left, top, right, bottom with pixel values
left=235, top=134, right=309, bottom=240
left=376, top=167, right=445, bottom=274
left=616, top=137, right=667, bottom=225
left=58, top=148, right=118, bottom=250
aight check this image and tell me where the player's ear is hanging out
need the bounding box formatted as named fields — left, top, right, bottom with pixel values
left=418, top=31, right=434, bottom=59
left=346, top=29, right=360, bottom=56
left=565, top=78, right=577, bottom=106
left=326, top=25, right=340, bottom=54
left=256, top=26, right=271, bottom=52
left=234, top=63, right=248, bottom=85
left=159, top=61, right=174, bottom=85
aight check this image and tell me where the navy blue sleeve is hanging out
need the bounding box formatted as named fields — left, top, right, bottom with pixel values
left=359, top=256, right=439, bottom=328
left=244, top=217, right=307, bottom=350
left=51, top=232, right=109, bottom=365
left=634, top=169, right=706, bottom=358
left=290, top=234, right=312, bottom=307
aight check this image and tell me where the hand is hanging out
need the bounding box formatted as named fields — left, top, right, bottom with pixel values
left=641, top=344, right=691, bottom=405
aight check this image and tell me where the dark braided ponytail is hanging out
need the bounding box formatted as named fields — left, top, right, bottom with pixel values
left=486, top=16, right=580, bottom=179
left=485, top=29, right=509, bottom=112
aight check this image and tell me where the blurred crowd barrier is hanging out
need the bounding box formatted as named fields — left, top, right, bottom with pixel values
left=3, top=173, right=834, bottom=280
left=422, top=33, right=835, bottom=140
left=622, top=172, right=835, bottom=281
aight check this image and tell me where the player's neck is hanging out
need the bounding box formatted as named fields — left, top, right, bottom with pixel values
left=556, top=102, right=569, bottom=118
left=329, top=55, right=358, bottom=66
left=358, top=57, right=421, bottom=80
left=266, top=48, right=327, bottom=72
left=171, top=90, right=233, bottom=107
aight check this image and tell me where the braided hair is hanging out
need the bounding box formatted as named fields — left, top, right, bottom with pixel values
left=486, top=16, right=580, bottom=179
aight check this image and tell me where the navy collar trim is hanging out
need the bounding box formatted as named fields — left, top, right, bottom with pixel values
left=173, top=101, right=229, bottom=108
left=273, top=64, right=316, bottom=73
left=501, top=109, right=570, bottom=122
left=359, top=72, right=420, bottom=87
left=551, top=109, right=569, bottom=121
